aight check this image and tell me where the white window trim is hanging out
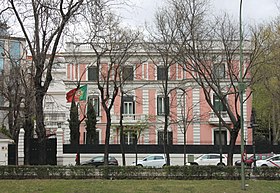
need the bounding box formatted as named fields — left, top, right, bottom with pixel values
left=211, top=127, right=228, bottom=145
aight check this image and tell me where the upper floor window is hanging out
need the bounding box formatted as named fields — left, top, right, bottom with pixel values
left=0, top=95, right=4, bottom=106
left=88, top=95, right=100, bottom=116
left=0, top=40, right=4, bottom=70
left=157, top=96, right=169, bottom=116
left=213, top=63, right=225, bottom=79
left=9, top=41, right=21, bottom=65
left=157, top=130, right=173, bottom=145
left=157, top=66, right=167, bottom=80
left=122, top=66, right=133, bottom=81
left=213, top=94, right=226, bottom=112
left=88, top=66, right=98, bottom=81
left=123, top=96, right=135, bottom=115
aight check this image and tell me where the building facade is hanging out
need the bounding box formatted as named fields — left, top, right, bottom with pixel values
left=56, top=42, right=253, bottom=146
left=0, top=34, right=26, bottom=130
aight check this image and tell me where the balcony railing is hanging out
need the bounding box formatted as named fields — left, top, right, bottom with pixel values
left=208, top=111, right=231, bottom=125
left=111, top=114, right=146, bottom=124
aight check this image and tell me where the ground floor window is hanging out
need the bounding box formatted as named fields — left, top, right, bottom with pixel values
left=214, top=129, right=227, bottom=145
left=84, top=130, right=100, bottom=144
left=157, top=130, right=173, bottom=145
left=124, top=131, right=137, bottom=145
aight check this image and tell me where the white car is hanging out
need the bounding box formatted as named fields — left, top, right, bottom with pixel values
left=255, top=154, right=280, bottom=167
left=188, top=154, right=227, bottom=166
left=131, top=154, right=167, bottom=168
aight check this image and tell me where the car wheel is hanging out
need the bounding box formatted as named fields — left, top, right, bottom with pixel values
left=190, top=162, right=198, bottom=166
left=162, top=164, right=166, bottom=168
left=261, top=164, right=268, bottom=167
left=137, top=164, right=143, bottom=167
left=217, top=163, right=225, bottom=166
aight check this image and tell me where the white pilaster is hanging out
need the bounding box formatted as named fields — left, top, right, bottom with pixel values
left=192, top=88, right=200, bottom=144
left=18, top=128, right=25, bottom=165
left=56, top=127, right=63, bottom=165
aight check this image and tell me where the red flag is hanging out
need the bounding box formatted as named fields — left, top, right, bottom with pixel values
left=66, top=88, right=78, bottom=103
left=66, top=85, right=87, bottom=103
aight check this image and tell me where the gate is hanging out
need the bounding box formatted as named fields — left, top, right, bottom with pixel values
left=8, top=144, right=16, bottom=165
left=30, top=138, right=57, bottom=165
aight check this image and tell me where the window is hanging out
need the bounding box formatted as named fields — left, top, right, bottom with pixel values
left=0, top=95, right=4, bottom=106
left=124, top=131, right=137, bottom=145
left=213, top=63, right=225, bottom=79
left=0, top=40, right=4, bottom=70
left=88, top=96, right=100, bottom=116
left=157, top=130, right=173, bottom=145
left=271, top=156, right=280, bottom=161
left=213, top=94, right=226, bottom=111
left=85, top=130, right=100, bottom=144
left=209, top=155, right=220, bottom=159
left=122, top=66, right=133, bottom=81
left=88, top=66, right=98, bottom=81
left=157, top=96, right=169, bottom=115
left=9, top=41, right=21, bottom=65
left=155, top=155, right=164, bottom=160
left=157, top=66, right=167, bottom=80
left=123, top=96, right=135, bottom=115
left=214, top=130, right=227, bottom=145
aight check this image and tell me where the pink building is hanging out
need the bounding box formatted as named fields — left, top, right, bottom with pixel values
left=62, top=42, right=252, bottom=146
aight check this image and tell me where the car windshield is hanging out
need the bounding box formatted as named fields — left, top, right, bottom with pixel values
left=145, top=156, right=154, bottom=161
left=93, top=156, right=103, bottom=162
left=196, top=155, right=204, bottom=159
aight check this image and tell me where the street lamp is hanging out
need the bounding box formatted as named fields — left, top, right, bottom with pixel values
left=239, top=0, right=246, bottom=190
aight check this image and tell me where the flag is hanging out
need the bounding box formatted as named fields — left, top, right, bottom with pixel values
left=66, top=85, right=87, bottom=103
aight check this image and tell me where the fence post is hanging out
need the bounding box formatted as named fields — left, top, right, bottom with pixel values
left=18, top=128, right=25, bottom=165
left=57, top=127, right=63, bottom=165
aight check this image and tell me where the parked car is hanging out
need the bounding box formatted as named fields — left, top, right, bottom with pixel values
left=80, top=156, right=118, bottom=167
left=187, top=154, right=227, bottom=166
left=235, top=153, right=274, bottom=167
left=255, top=154, right=280, bottom=167
left=131, top=154, right=167, bottom=168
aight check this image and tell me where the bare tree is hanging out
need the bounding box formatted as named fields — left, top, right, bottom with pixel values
left=163, top=0, right=264, bottom=165
left=7, top=0, right=84, bottom=164
left=144, top=3, right=184, bottom=165
left=176, top=88, right=199, bottom=165
left=80, top=1, right=141, bottom=165
left=0, top=21, right=36, bottom=164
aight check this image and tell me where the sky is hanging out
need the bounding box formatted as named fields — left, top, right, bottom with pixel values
left=119, top=0, right=279, bottom=28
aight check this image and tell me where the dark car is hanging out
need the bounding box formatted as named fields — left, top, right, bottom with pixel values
left=80, top=156, right=118, bottom=167
left=235, top=153, right=274, bottom=167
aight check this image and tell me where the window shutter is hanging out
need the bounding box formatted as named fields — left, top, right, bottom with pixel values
left=157, top=96, right=160, bottom=115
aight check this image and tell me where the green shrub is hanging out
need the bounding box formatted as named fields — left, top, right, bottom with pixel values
left=0, top=165, right=279, bottom=180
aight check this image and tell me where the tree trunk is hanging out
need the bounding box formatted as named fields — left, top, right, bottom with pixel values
left=104, top=110, right=111, bottom=166
left=35, top=92, right=47, bottom=165
left=272, top=104, right=278, bottom=145
left=164, top=96, right=170, bottom=166
left=23, top=118, right=33, bottom=165
left=119, top=92, right=126, bottom=166
left=228, top=128, right=239, bottom=166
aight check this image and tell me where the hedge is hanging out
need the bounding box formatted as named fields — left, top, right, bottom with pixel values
left=0, top=165, right=279, bottom=180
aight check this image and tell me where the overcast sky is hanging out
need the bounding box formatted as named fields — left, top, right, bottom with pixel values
left=119, top=0, right=279, bottom=28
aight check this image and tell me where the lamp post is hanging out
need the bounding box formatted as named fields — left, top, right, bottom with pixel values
left=218, top=97, right=223, bottom=165
left=239, top=0, right=246, bottom=190
left=217, top=68, right=223, bottom=165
